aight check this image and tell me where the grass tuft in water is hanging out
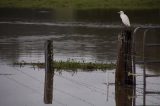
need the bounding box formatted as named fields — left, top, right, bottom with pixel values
left=13, top=60, right=116, bottom=71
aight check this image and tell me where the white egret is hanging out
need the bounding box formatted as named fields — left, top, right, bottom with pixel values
left=118, top=11, right=131, bottom=27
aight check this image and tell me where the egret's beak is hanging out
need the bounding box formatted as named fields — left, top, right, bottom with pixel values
left=117, top=12, right=120, bottom=14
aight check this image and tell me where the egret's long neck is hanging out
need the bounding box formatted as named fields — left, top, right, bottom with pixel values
left=120, top=13, right=124, bottom=16
left=120, top=13, right=124, bottom=18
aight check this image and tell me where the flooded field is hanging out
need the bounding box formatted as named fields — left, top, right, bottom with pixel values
left=0, top=8, right=160, bottom=106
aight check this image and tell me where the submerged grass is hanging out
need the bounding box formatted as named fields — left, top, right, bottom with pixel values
left=0, top=0, right=160, bottom=10
left=13, top=60, right=116, bottom=71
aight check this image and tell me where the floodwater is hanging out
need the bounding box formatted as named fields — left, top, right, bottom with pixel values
left=0, top=8, right=160, bottom=106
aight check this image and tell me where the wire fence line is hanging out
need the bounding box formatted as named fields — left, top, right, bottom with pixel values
left=137, top=81, right=160, bottom=86
left=55, top=73, right=112, bottom=95
left=13, top=63, right=160, bottom=105
left=3, top=67, right=94, bottom=106
left=135, top=87, right=160, bottom=102
left=3, top=75, right=66, bottom=106
left=13, top=65, right=115, bottom=98
left=5, top=54, right=160, bottom=106
left=13, top=66, right=106, bottom=92
left=131, top=89, right=160, bottom=106
left=4, top=66, right=111, bottom=106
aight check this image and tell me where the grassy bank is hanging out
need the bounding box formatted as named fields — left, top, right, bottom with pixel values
left=0, top=0, right=160, bottom=10
left=13, top=60, right=116, bottom=71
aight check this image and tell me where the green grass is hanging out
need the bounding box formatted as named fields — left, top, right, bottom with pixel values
left=13, top=60, right=116, bottom=71
left=0, top=0, right=160, bottom=10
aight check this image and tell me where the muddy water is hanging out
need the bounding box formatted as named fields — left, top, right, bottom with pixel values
left=0, top=8, right=160, bottom=106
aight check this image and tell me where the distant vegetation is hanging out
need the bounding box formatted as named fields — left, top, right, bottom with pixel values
left=0, top=0, right=159, bottom=10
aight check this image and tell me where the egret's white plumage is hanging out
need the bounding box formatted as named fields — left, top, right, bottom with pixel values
left=118, top=11, right=131, bottom=27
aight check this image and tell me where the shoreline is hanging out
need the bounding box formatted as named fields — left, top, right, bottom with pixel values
left=0, top=0, right=160, bottom=10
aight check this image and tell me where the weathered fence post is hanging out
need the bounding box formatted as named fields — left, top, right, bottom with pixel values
left=44, top=40, right=54, bottom=104
left=115, top=85, right=134, bottom=106
left=115, top=29, right=134, bottom=85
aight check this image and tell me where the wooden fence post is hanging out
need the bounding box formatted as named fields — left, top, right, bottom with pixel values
left=44, top=40, right=54, bottom=104
left=115, top=30, right=134, bottom=85
left=115, top=85, right=134, bottom=106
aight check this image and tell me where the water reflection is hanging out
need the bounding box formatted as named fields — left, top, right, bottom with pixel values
left=0, top=22, right=119, bottom=63
left=0, top=39, right=19, bottom=63
left=0, top=8, right=160, bottom=63
left=0, top=8, right=160, bottom=24
left=0, top=8, right=159, bottom=65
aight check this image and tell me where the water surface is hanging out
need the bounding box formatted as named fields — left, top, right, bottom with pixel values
left=0, top=8, right=160, bottom=106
